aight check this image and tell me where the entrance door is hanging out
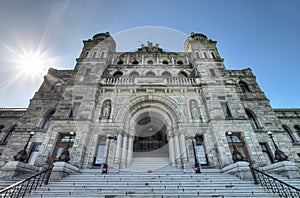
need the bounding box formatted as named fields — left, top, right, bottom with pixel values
left=133, top=115, right=168, bottom=157
left=226, top=132, right=250, bottom=162
left=50, top=134, right=74, bottom=163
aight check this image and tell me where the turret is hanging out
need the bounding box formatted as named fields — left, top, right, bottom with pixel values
left=184, top=32, right=221, bottom=60
left=79, top=32, right=116, bottom=59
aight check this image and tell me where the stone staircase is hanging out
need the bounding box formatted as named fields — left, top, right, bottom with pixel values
left=267, top=173, right=300, bottom=189
left=27, top=168, right=277, bottom=197
left=122, top=157, right=170, bottom=172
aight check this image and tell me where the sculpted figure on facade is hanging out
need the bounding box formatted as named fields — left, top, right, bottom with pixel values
left=189, top=100, right=200, bottom=120
left=100, top=100, right=111, bottom=120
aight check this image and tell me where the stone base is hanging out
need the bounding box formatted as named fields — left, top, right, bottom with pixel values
left=260, top=161, right=300, bottom=179
left=0, top=161, right=41, bottom=179
left=221, top=161, right=252, bottom=180
left=50, top=162, right=80, bottom=181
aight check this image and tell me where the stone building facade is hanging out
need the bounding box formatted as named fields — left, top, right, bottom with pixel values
left=0, top=32, right=300, bottom=172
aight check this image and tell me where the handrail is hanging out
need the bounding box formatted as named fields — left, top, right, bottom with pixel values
left=249, top=164, right=300, bottom=197
left=0, top=165, right=53, bottom=198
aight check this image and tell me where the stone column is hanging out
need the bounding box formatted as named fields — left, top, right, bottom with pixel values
left=174, top=134, right=182, bottom=168
left=121, top=134, right=128, bottom=168
left=179, top=133, right=188, bottom=168
left=168, top=134, right=175, bottom=166
left=103, top=136, right=110, bottom=164
left=114, top=132, right=123, bottom=165
left=126, top=135, right=134, bottom=167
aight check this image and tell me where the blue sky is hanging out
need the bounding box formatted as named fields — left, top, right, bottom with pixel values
left=0, top=0, right=299, bottom=108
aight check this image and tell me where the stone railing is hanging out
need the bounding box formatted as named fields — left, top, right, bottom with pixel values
left=103, top=77, right=198, bottom=85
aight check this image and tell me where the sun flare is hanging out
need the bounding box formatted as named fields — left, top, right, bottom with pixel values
left=15, top=51, right=48, bottom=77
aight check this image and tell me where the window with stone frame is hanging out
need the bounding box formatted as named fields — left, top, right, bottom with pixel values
left=294, top=125, right=300, bottom=140
left=2, top=125, right=16, bottom=142
left=0, top=125, right=4, bottom=139
left=129, top=71, right=139, bottom=77
left=221, top=102, right=232, bottom=118
left=145, top=71, right=155, bottom=77
left=195, top=135, right=208, bottom=165
left=238, top=81, right=251, bottom=92
left=226, top=132, right=250, bottom=162
left=27, top=143, right=41, bottom=165
left=69, top=103, right=80, bottom=118
left=245, top=109, right=260, bottom=130
left=283, top=125, right=297, bottom=143
left=162, top=71, right=172, bottom=78
left=259, top=142, right=274, bottom=165
left=209, top=69, right=216, bottom=77
left=41, top=110, right=55, bottom=130
left=94, top=136, right=106, bottom=166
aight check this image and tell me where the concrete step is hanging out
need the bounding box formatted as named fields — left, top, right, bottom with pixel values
left=267, top=173, right=300, bottom=189
left=26, top=168, right=277, bottom=197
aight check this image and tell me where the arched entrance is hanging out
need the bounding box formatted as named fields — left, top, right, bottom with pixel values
left=133, top=113, right=168, bottom=157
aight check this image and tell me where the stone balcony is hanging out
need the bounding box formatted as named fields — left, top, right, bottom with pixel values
left=101, top=77, right=199, bottom=86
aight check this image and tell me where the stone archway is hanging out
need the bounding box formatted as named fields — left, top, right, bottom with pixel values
left=113, top=96, right=189, bottom=171
left=133, top=112, right=169, bottom=158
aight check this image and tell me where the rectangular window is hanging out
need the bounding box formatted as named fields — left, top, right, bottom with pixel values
left=221, top=102, right=232, bottom=118
left=84, top=68, right=91, bottom=78
left=226, top=132, right=250, bottom=162
left=69, top=103, right=80, bottom=118
left=28, top=143, right=41, bottom=165
left=209, top=69, right=216, bottom=77
left=94, top=136, right=106, bottom=166
left=259, top=142, right=274, bottom=165
left=195, top=135, right=208, bottom=165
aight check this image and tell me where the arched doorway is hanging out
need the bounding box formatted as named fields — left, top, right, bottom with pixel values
left=133, top=113, right=168, bottom=157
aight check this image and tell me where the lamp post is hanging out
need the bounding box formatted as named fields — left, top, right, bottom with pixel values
left=102, top=135, right=117, bottom=174
left=267, top=131, right=288, bottom=162
left=191, top=138, right=201, bottom=173
left=14, top=131, right=35, bottom=162
left=58, top=131, right=75, bottom=162
left=227, top=131, right=244, bottom=162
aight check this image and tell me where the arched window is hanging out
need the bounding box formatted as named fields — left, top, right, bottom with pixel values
left=211, top=52, right=216, bottom=59
left=41, top=110, right=55, bottom=130
left=84, top=51, right=89, bottom=58
left=294, top=125, right=300, bottom=139
left=238, top=81, right=250, bottom=92
left=162, top=71, right=172, bottom=78
left=245, top=109, right=260, bottom=130
left=92, top=51, right=97, bottom=58
left=283, top=125, right=296, bottom=142
left=132, top=60, right=139, bottom=64
left=196, top=52, right=200, bottom=59
left=178, top=71, right=188, bottom=78
left=129, top=71, right=139, bottom=77
left=117, top=60, right=124, bottom=65
left=162, top=60, right=169, bottom=65
left=100, top=51, right=106, bottom=58
left=145, top=71, right=155, bottom=77
left=113, top=71, right=123, bottom=77
left=2, top=125, right=16, bottom=142
left=147, top=60, right=153, bottom=64
left=177, top=60, right=183, bottom=65
left=203, top=52, right=208, bottom=58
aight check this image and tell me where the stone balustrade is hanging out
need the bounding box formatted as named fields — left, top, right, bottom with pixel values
left=103, top=77, right=197, bottom=85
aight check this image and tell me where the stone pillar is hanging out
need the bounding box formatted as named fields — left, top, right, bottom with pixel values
left=121, top=134, right=128, bottom=168
left=174, top=134, right=182, bottom=168
left=179, top=133, right=188, bottom=168
left=103, top=136, right=110, bottom=164
left=126, top=135, right=134, bottom=167
left=114, top=132, right=123, bottom=165
left=168, top=134, right=175, bottom=166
